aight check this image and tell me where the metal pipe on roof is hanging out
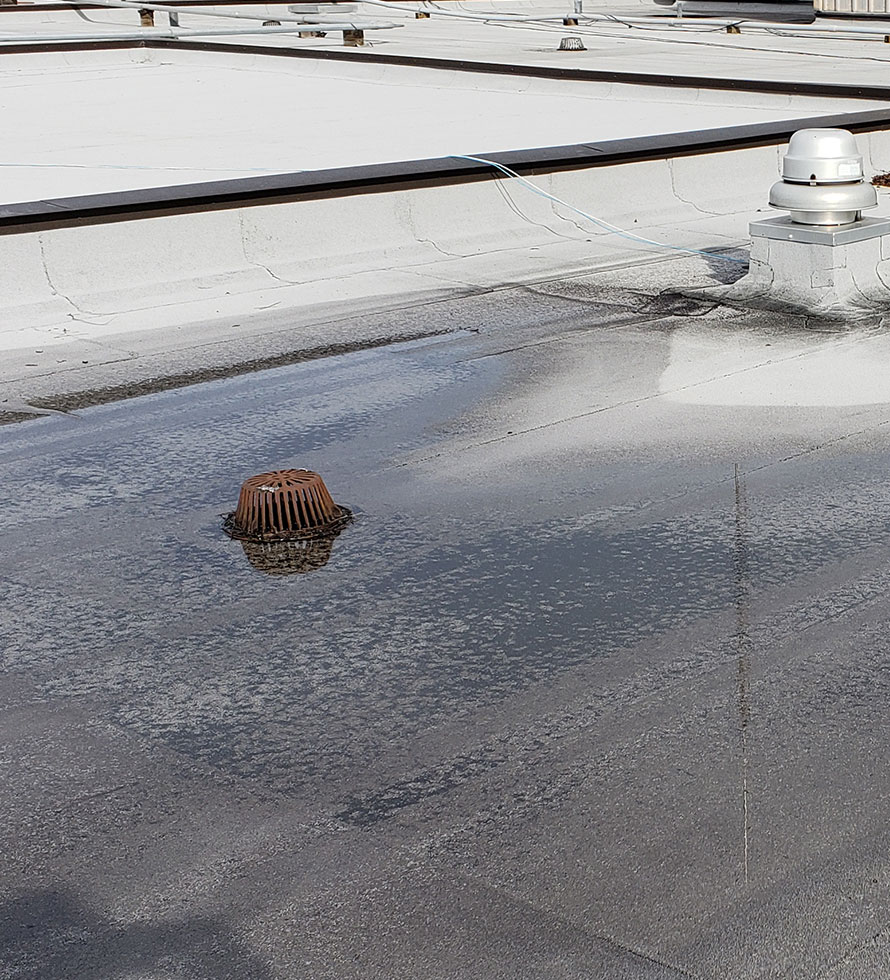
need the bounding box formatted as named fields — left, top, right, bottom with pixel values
left=563, top=10, right=890, bottom=36
left=356, top=0, right=569, bottom=22
left=58, top=0, right=395, bottom=26
left=0, top=21, right=400, bottom=40
left=48, top=0, right=890, bottom=43
left=357, top=0, right=890, bottom=36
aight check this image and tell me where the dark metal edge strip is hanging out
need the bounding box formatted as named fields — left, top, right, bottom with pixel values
left=162, top=38, right=890, bottom=102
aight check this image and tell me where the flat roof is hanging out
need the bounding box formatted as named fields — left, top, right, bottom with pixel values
left=4, top=261, right=890, bottom=977
left=7, top=0, right=890, bottom=90
left=1, top=44, right=885, bottom=205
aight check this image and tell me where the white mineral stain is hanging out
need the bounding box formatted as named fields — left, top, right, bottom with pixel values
left=661, top=322, right=890, bottom=407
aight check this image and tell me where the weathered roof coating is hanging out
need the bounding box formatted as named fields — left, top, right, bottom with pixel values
left=4, top=4, right=890, bottom=975
left=1, top=46, right=880, bottom=206
left=3, top=265, right=890, bottom=975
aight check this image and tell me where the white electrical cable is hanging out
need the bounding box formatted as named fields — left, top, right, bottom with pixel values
left=560, top=10, right=890, bottom=39
left=360, top=0, right=890, bottom=45
left=61, top=0, right=565, bottom=25
left=0, top=154, right=743, bottom=266
left=453, top=153, right=747, bottom=263
left=53, top=0, right=890, bottom=56
left=59, top=0, right=330, bottom=25
left=488, top=16, right=890, bottom=62
left=355, top=0, right=569, bottom=23
left=59, top=0, right=398, bottom=28
left=0, top=23, right=400, bottom=41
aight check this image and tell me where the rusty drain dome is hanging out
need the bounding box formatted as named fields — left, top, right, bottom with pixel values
left=223, top=469, right=352, bottom=543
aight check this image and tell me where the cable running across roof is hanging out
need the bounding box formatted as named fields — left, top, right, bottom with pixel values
left=0, top=23, right=401, bottom=40
left=453, top=153, right=747, bottom=264
left=58, top=0, right=397, bottom=27
left=360, top=0, right=890, bottom=44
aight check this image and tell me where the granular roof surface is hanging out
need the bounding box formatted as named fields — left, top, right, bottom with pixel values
left=4, top=262, right=890, bottom=977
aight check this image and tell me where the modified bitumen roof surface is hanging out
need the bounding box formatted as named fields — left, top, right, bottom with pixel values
left=6, top=3, right=890, bottom=977
left=5, top=257, right=890, bottom=978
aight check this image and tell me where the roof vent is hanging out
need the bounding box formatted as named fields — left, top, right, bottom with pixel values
left=223, top=469, right=351, bottom=542
left=558, top=35, right=586, bottom=50
left=769, top=128, right=877, bottom=226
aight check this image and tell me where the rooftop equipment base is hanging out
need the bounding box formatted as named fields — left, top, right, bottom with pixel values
left=704, top=215, right=890, bottom=318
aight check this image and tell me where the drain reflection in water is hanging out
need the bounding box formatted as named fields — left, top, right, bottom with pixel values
left=239, top=535, right=339, bottom=576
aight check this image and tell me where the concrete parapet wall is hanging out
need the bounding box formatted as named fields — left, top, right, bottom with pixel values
left=241, top=192, right=436, bottom=281
left=39, top=210, right=269, bottom=317
left=0, top=139, right=863, bottom=339
left=0, top=234, right=76, bottom=330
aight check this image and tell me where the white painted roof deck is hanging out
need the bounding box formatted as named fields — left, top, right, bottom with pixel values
left=287, top=0, right=890, bottom=87
left=0, top=40, right=885, bottom=205
left=9, top=0, right=890, bottom=86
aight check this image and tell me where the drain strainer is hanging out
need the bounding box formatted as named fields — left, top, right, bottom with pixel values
left=558, top=35, right=586, bottom=50
left=223, top=469, right=351, bottom=542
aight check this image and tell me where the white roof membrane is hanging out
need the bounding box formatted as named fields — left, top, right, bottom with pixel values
left=0, top=46, right=883, bottom=206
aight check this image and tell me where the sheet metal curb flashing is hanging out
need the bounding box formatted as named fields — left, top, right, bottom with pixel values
left=750, top=214, right=890, bottom=244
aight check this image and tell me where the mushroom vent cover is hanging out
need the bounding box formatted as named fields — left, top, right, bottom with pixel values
left=224, top=469, right=351, bottom=542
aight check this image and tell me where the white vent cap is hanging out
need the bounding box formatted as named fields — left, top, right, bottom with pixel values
left=782, top=129, right=864, bottom=184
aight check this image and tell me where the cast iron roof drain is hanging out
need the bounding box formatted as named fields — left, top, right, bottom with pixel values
left=223, top=469, right=351, bottom=542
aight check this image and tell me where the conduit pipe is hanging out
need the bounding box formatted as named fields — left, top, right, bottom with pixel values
left=531, top=9, right=890, bottom=37
left=360, top=0, right=890, bottom=38
left=58, top=0, right=890, bottom=37
left=0, top=21, right=400, bottom=39
left=60, top=0, right=398, bottom=27
left=349, top=0, right=572, bottom=22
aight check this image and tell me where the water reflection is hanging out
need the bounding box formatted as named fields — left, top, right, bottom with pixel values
left=239, top=534, right=339, bottom=576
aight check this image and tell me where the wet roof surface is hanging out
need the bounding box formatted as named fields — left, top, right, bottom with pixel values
left=3, top=270, right=890, bottom=977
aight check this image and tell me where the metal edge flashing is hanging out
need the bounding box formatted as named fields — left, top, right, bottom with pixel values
left=4, top=37, right=890, bottom=102
left=0, top=38, right=145, bottom=54
left=4, top=110, right=890, bottom=234
left=162, top=39, right=890, bottom=102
